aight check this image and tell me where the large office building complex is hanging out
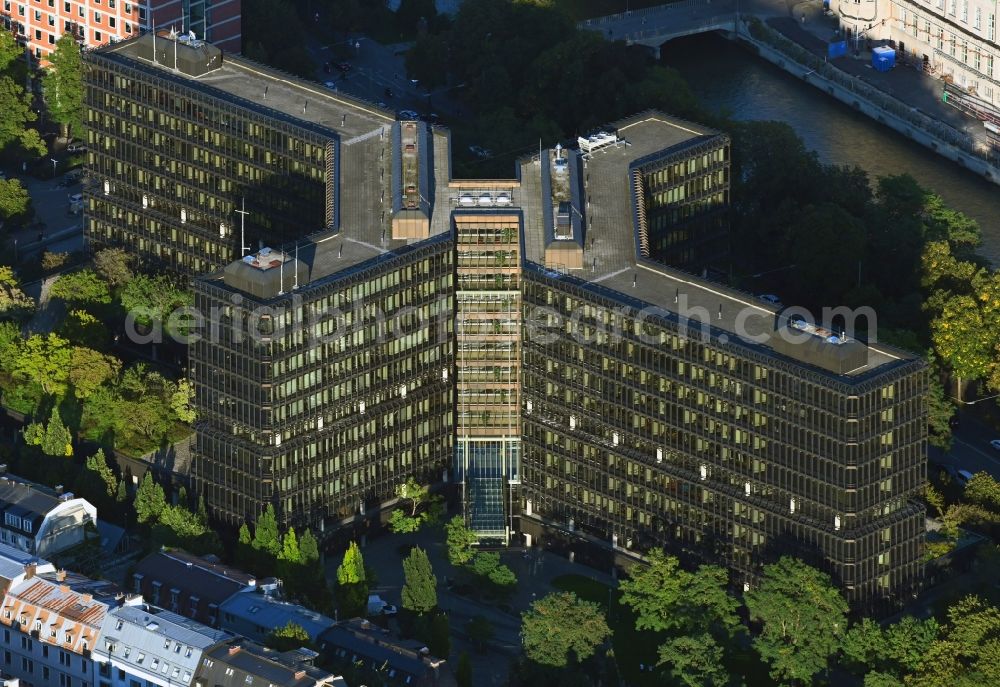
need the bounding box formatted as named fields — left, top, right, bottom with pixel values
left=1, top=0, right=240, bottom=65
left=84, top=33, right=927, bottom=607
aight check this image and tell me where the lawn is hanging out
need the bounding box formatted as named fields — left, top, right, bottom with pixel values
left=551, top=573, right=776, bottom=687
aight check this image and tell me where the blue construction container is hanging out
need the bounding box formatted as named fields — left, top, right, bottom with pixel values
left=828, top=40, right=848, bottom=59
left=872, top=46, right=895, bottom=71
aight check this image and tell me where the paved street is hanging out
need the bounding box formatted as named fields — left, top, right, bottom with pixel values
left=933, top=409, right=1000, bottom=480
left=6, top=171, right=85, bottom=259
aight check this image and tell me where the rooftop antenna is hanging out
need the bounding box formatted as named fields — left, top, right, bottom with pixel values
left=338, top=244, right=343, bottom=259
left=279, top=250, right=285, bottom=296
left=152, top=20, right=156, bottom=65
left=264, top=85, right=268, bottom=100
left=236, top=197, right=250, bottom=256
left=173, top=26, right=178, bottom=70
left=293, top=243, right=299, bottom=290
left=303, top=100, right=308, bottom=114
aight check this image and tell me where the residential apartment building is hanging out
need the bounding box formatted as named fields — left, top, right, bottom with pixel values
left=95, top=604, right=232, bottom=687
left=0, top=472, right=97, bottom=558
left=131, top=550, right=257, bottom=627
left=0, top=0, right=241, bottom=65
left=218, top=593, right=334, bottom=644
left=194, top=642, right=344, bottom=687
left=0, top=568, right=123, bottom=687
left=831, top=0, right=1000, bottom=109
left=318, top=619, right=455, bottom=687
left=81, top=33, right=926, bottom=607
left=83, top=31, right=393, bottom=274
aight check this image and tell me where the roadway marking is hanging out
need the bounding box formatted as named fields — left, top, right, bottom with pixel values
left=953, top=436, right=1000, bottom=465
left=591, top=266, right=631, bottom=284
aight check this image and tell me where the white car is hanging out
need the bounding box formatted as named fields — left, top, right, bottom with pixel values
left=398, top=109, right=419, bottom=120
left=323, top=81, right=337, bottom=90
left=468, top=145, right=492, bottom=159
left=990, top=439, right=1000, bottom=451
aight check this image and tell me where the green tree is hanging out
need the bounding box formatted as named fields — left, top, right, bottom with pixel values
left=618, top=549, right=740, bottom=638
left=0, top=77, right=46, bottom=156
left=466, top=615, right=494, bottom=653
left=299, top=528, right=320, bottom=564
left=197, top=495, right=208, bottom=524
left=115, top=479, right=127, bottom=503
left=68, top=346, right=121, bottom=400
left=12, top=333, right=71, bottom=395
left=84, top=448, right=117, bottom=498
left=50, top=270, right=112, bottom=306
left=427, top=612, right=450, bottom=658
left=251, top=504, right=281, bottom=557
left=469, top=551, right=517, bottom=588
left=236, top=522, right=253, bottom=569
left=401, top=546, right=437, bottom=615
left=926, top=366, right=955, bottom=450
left=93, top=248, right=133, bottom=287
left=0, top=29, right=20, bottom=72
left=42, top=34, right=85, bottom=139
left=60, top=309, right=108, bottom=349
left=521, top=591, right=611, bottom=668
left=152, top=504, right=221, bottom=555
left=657, top=633, right=729, bottom=687
left=22, top=422, right=44, bottom=446
left=0, top=266, right=34, bottom=320
left=119, top=274, right=193, bottom=327
left=388, top=477, right=441, bottom=533
left=40, top=405, right=73, bottom=457
left=134, top=472, right=166, bottom=524
left=336, top=541, right=368, bottom=618
left=445, top=515, right=477, bottom=566
left=265, top=621, right=311, bottom=652
left=455, top=651, right=473, bottom=687
left=965, top=472, right=1000, bottom=511
left=279, top=527, right=301, bottom=564
left=170, top=379, right=196, bottom=423
left=744, top=557, right=849, bottom=685
left=907, top=595, right=1000, bottom=687
left=0, top=178, right=30, bottom=221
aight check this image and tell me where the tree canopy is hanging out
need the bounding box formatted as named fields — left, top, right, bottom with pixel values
left=401, top=546, right=438, bottom=615
left=744, top=557, right=849, bottom=685
left=42, top=33, right=85, bottom=139
left=521, top=591, right=611, bottom=668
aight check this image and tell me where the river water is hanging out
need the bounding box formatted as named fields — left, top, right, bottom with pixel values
left=661, top=35, right=1000, bottom=264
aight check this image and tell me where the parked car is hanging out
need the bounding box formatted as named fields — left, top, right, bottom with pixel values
left=759, top=294, right=783, bottom=307
left=67, top=141, right=87, bottom=153
left=398, top=109, right=419, bottom=120
left=337, top=62, right=352, bottom=72
left=468, top=145, right=491, bottom=159
left=323, top=81, right=337, bottom=90
left=384, top=87, right=394, bottom=98
left=380, top=604, right=398, bottom=617
left=68, top=193, right=83, bottom=204
left=956, top=469, right=975, bottom=487
left=990, top=439, right=1000, bottom=451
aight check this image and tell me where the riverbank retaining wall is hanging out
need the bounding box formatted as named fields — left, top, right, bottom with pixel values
left=731, top=31, right=1000, bottom=186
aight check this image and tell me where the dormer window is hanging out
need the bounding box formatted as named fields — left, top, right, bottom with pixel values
left=151, top=659, right=159, bottom=670
left=164, top=640, right=170, bottom=650
left=115, top=620, right=123, bottom=631
left=64, top=632, right=72, bottom=643
left=123, top=648, right=130, bottom=659
left=136, top=652, right=145, bottom=664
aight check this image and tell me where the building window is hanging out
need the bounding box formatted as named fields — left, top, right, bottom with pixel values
left=94, top=11, right=101, bottom=23
left=949, top=0, right=956, bottom=16
left=961, top=0, right=968, bottom=22
left=975, top=7, right=982, bottom=29
left=990, top=14, right=995, bottom=41
left=47, top=33, right=54, bottom=44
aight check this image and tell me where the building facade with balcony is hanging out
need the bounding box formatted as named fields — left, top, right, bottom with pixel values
left=0, top=0, right=241, bottom=65
left=832, top=0, right=1000, bottom=109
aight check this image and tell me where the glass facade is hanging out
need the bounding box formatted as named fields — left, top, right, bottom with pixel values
left=636, top=138, right=730, bottom=270
left=84, top=53, right=334, bottom=274
left=454, top=213, right=522, bottom=542
left=519, top=269, right=926, bottom=608
left=190, top=237, right=455, bottom=532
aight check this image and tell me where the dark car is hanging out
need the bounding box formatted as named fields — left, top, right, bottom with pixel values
left=337, top=62, right=352, bottom=72
left=384, top=87, right=394, bottom=98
